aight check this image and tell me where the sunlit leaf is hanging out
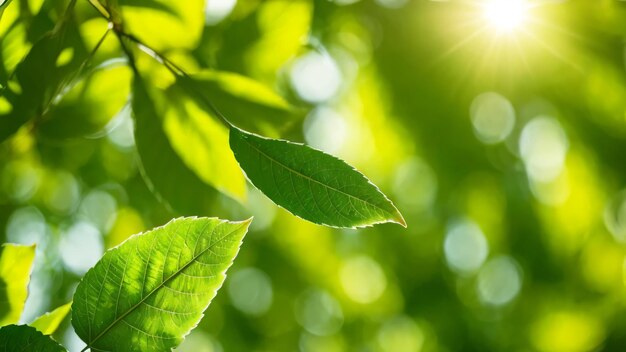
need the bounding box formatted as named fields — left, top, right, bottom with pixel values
left=71, top=217, right=252, bottom=351
left=0, top=243, right=35, bottom=326
left=244, top=0, right=312, bottom=83
left=229, top=127, right=406, bottom=228
left=0, top=325, right=66, bottom=351
left=163, top=79, right=247, bottom=202
left=0, top=19, right=87, bottom=142
left=30, top=302, right=72, bottom=335
left=132, top=77, right=245, bottom=215
left=0, top=22, right=30, bottom=78
left=0, top=0, right=14, bottom=31
left=179, top=71, right=301, bottom=137
left=117, top=0, right=204, bottom=51
left=39, top=62, right=132, bottom=139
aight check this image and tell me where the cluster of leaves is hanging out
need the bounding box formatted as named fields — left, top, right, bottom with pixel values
left=0, top=0, right=405, bottom=350
left=0, top=218, right=250, bottom=351
left=0, top=0, right=404, bottom=230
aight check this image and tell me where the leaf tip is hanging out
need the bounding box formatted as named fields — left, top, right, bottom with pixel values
left=241, top=217, right=254, bottom=227
left=390, top=209, right=407, bottom=228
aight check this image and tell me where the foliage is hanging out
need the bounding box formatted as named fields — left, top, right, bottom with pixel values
left=72, top=217, right=250, bottom=351
left=0, top=244, right=35, bottom=326
left=3, top=0, right=626, bottom=351
left=229, top=127, right=405, bottom=228
left=0, top=0, right=404, bottom=349
left=0, top=325, right=65, bottom=351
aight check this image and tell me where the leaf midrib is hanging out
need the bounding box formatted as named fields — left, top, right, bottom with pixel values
left=239, top=136, right=398, bottom=221
left=85, top=224, right=242, bottom=350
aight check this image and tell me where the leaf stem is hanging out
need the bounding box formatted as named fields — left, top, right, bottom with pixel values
left=116, top=32, right=233, bottom=128
left=85, top=0, right=110, bottom=19
left=118, top=32, right=185, bottom=76
left=39, top=28, right=111, bottom=118
left=115, top=31, right=139, bottom=75
left=84, top=0, right=234, bottom=129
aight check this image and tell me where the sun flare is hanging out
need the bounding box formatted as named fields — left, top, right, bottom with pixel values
left=482, top=0, right=530, bottom=33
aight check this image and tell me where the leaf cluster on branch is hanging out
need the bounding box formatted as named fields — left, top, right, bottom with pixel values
left=0, top=0, right=405, bottom=350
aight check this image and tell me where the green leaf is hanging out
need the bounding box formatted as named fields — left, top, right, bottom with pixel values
left=71, top=216, right=252, bottom=351
left=29, top=302, right=72, bottom=335
left=117, top=0, right=204, bottom=51
left=0, top=325, right=66, bottom=351
left=229, top=127, right=406, bottom=228
left=132, top=77, right=245, bottom=215
left=244, top=0, right=312, bottom=82
left=179, top=71, right=301, bottom=137
left=163, top=79, right=247, bottom=202
left=0, top=20, right=87, bottom=142
left=0, top=243, right=36, bottom=326
left=38, top=62, right=132, bottom=139
left=0, top=0, right=13, bottom=22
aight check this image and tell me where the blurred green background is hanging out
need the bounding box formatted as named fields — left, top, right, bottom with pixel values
left=3, top=0, right=626, bottom=351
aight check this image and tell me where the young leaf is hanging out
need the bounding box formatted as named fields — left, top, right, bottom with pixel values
left=30, top=302, right=72, bottom=335
left=229, top=127, right=406, bottom=228
left=178, top=72, right=301, bottom=137
left=0, top=243, right=36, bottom=326
left=0, top=325, right=66, bottom=351
left=132, top=78, right=244, bottom=215
left=71, top=217, right=252, bottom=351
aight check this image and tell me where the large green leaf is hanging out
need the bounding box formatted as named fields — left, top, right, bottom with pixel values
left=132, top=78, right=244, bottom=215
left=0, top=325, right=66, bottom=351
left=229, top=127, right=406, bottom=228
left=29, top=302, right=71, bottom=335
left=179, top=71, right=301, bottom=137
left=0, top=244, right=35, bottom=326
left=71, top=217, right=252, bottom=351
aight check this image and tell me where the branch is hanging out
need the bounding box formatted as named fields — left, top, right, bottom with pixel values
left=39, top=28, right=112, bottom=119
left=85, top=0, right=233, bottom=129
left=85, top=0, right=110, bottom=19
left=116, top=32, right=233, bottom=128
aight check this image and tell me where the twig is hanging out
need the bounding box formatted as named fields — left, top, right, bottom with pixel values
left=83, top=0, right=233, bottom=128
left=85, top=0, right=110, bottom=19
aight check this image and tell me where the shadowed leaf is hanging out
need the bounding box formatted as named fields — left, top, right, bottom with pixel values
left=0, top=325, right=66, bottom=351
left=132, top=77, right=245, bottom=214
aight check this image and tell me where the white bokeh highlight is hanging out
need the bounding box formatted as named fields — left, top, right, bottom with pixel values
left=444, top=219, right=489, bottom=275
left=476, top=256, right=522, bottom=306
left=519, top=116, right=569, bottom=182
left=205, top=0, right=237, bottom=25
left=470, top=92, right=516, bottom=144
left=59, top=221, right=104, bottom=275
left=291, top=52, right=342, bottom=104
left=227, top=267, right=273, bottom=316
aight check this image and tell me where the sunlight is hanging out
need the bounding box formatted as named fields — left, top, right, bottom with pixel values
left=482, top=0, right=530, bottom=33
